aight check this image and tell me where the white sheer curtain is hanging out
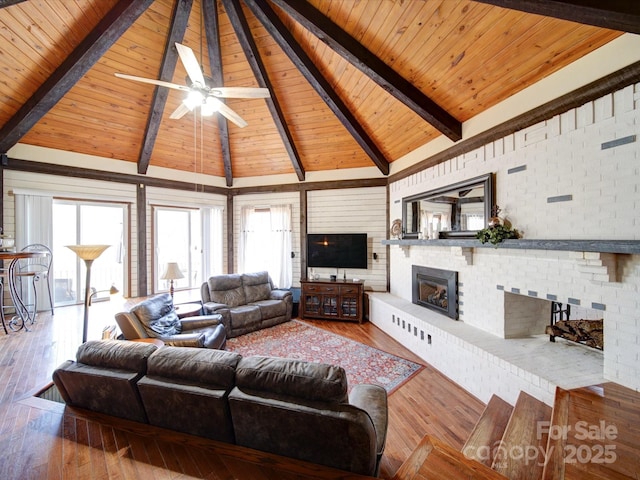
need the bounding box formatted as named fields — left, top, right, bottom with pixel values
left=269, top=205, right=292, bottom=288
left=201, top=206, right=224, bottom=280
left=239, top=205, right=261, bottom=275
left=14, top=193, right=54, bottom=309
left=14, top=193, right=53, bottom=248
left=239, top=204, right=292, bottom=288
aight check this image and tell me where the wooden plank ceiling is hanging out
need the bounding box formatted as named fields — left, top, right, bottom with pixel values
left=0, top=0, right=627, bottom=186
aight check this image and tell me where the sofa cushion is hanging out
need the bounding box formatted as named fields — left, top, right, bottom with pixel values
left=235, top=356, right=348, bottom=403
left=251, top=298, right=287, bottom=318
left=147, top=346, right=241, bottom=387
left=130, top=293, right=182, bottom=336
left=230, top=305, right=262, bottom=329
left=76, top=340, right=158, bottom=373
left=242, top=271, right=272, bottom=303
left=207, top=274, right=246, bottom=307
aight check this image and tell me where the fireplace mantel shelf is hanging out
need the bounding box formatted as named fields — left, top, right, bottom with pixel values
left=381, top=238, right=640, bottom=254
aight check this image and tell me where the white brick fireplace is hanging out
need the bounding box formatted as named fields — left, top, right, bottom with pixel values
left=371, top=83, right=640, bottom=405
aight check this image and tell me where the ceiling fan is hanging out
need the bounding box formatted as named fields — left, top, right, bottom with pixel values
left=115, top=42, right=270, bottom=128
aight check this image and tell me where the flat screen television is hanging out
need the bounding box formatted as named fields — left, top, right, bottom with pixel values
left=307, top=233, right=368, bottom=269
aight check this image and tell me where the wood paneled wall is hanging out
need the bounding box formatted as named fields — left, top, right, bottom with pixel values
left=307, top=186, right=387, bottom=291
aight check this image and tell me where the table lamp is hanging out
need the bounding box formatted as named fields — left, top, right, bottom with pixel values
left=66, top=244, right=110, bottom=343
left=161, top=262, right=184, bottom=298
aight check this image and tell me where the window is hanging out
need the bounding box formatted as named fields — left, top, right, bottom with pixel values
left=239, top=205, right=292, bottom=288
left=153, top=206, right=223, bottom=293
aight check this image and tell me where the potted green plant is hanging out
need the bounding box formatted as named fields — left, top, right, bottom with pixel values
left=476, top=206, right=521, bottom=246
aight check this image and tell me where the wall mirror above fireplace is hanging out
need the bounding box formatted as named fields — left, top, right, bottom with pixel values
left=402, top=173, right=494, bottom=239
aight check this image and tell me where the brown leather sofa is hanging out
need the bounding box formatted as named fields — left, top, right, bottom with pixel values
left=52, top=340, right=388, bottom=477
left=229, top=355, right=388, bottom=476
left=115, top=293, right=227, bottom=349
left=137, top=346, right=242, bottom=443
left=201, top=271, right=293, bottom=338
left=52, top=340, right=156, bottom=423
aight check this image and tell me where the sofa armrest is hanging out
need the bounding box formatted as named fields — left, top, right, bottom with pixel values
left=349, top=384, right=389, bottom=456
left=200, top=281, right=211, bottom=303
left=202, top=301, right=229, bottom=313
left=179, top=314, right=223, bottom=331
left=161, top=333, right=206, bottom=348
left=270, top=289, right=292, bottom=301
left=52, top=360, right=74, bottom=404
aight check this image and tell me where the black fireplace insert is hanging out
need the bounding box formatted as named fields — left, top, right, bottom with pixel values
left=412, top=265, right=458, bottom=319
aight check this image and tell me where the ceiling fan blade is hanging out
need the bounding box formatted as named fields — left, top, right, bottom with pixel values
left=208, top=98, right=248, bottom=128
left=175, top=42, right=206, bottom=87
left=208, top=87, right=270, bottom=99
left=114, top=73, right=190, bottom=92
left=169, top=102, right=191, bottom=120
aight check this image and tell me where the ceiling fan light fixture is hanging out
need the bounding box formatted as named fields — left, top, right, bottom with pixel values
left=184, top=90, right=204, bottom=110
left=201, top=97, right=219, bottom=116
left=116, top=42, right=253, bottom=125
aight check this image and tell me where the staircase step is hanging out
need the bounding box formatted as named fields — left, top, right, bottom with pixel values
left=392, top=434, right=508, bottom=480
left=491, top=391, right=552, bottom=480
left=541, top=387, right=570, bottom=480
left=463, top=394, right=514, bottom=466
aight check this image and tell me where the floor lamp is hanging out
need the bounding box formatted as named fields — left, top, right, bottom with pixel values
left=66, top=244, right=111, bottom=343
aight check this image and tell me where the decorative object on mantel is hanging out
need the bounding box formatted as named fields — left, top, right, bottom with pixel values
left=487, top=204, right=504, bottom=227
left=390, top=219, right=402, bottom=239
left=476, top=205, right=521, bottom=247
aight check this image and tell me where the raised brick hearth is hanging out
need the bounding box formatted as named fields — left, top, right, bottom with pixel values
left=376, top=84, right=640, bottom=403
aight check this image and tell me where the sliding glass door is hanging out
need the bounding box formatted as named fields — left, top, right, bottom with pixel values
left=52, top=201, right=127, bottom=306
left=153, top=206, right=223, bottom=294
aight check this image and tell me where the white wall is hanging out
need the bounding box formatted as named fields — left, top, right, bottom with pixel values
left=231, top=187, right=388, bottom=291
left=384, top=83, right=640, bottom=393
left=307, top=187, right=387, bottom=292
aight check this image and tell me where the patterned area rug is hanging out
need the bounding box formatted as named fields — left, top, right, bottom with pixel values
left=226, top=320, right=423, bottom=393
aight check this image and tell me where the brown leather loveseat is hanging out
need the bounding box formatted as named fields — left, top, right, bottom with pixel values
left=201, top=271, right=293, bottom=338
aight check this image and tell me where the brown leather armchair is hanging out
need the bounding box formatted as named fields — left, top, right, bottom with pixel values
left=115, top=293, right=226, bottom=349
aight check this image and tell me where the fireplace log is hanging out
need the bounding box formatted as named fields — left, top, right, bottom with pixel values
left=545, top=319, right=603, bottom=350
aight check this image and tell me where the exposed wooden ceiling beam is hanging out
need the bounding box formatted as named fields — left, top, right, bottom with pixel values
left=474, top=0, right=640, bottom=34
left=203, top=0, right=233, bottom=187
left=0, top=0, right=26, bottom=9
left=137, top=0, right=193, bottom=175
left=223, top=0, right=305, bottom=181
left=243, top=0, right=390, bottom=176
left=271, top=0, right=462, bottom=142
left=0, top=0, right=155, bottom=154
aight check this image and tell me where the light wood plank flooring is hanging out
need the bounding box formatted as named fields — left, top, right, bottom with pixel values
left=0, top=295, right=486, bottom=479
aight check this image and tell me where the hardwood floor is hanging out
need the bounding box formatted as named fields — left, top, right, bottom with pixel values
left=0, top=296, right=486, bottom=479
